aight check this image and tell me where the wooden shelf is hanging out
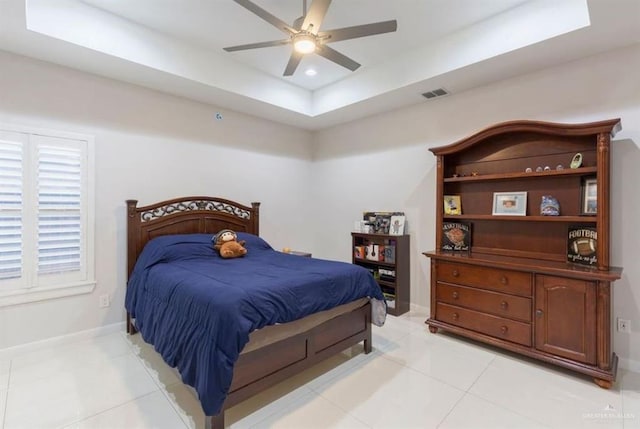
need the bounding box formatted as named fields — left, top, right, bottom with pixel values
left=353, top=257, right=396, bottom=268
left=352, top=232, right=409, bottom=316
left=423, top=250, right=622, bottom=282
left=377, top=279, right=396, bottom=288
left=444, top=166, right=597, bottom=183
left=443, top=215, right=597, bottom=222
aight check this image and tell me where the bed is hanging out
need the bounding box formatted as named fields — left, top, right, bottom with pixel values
left=124, top=196, right=386, bottom=429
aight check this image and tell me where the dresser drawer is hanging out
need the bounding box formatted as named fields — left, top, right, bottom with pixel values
left=436, top=302, right=532, bottom=347
left=436, top=282, right=531, bottom=322
left=436, top=261, right=531, bottom=296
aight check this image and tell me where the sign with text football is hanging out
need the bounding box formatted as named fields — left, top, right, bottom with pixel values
left=567, top=225, right=597, bottom=265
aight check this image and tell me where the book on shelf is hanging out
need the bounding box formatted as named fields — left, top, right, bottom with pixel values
left=383, top=245, right=395, bottom=263
left=378, top=268, right=396, bottom=282
left=441, top=221, right=471, bottom=251
left=381, top=287, right=396, bottom=308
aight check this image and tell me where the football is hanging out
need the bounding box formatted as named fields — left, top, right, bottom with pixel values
left=572, top=238, right=596, bottom=256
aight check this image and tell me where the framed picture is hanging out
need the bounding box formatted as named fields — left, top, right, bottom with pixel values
left=443, top=195, right=461, bottom=215
left=581, top=177, right=597, bottom=215
left=441, top=221, right=471, bottom=251
left=567, top=225, right=597, bottom=265
left=492, top=191, right=527, bottom=216
left=389, top=215, right=405, bottom=235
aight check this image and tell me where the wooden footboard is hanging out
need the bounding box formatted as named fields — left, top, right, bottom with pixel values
left=207, top=301, right=373, bottom=429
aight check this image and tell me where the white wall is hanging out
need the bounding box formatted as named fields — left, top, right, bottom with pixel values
left=0, top=50, right=314, bottom=349
left=312, top=43, right=640, bottom=371
left=1, top=42, right=639, bottom=372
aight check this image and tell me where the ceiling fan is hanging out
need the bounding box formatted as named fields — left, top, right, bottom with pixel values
left=223, top=0, right=398, bottom=76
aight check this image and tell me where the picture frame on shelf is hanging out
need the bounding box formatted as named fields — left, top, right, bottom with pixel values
left=389, top=215, right=405, bottom=235
left=441, top=221, right=471, bottom=251
left=443, top=195, right=462, bottom=215
left=581, top=177, right=597, bottom=215
left=567, top=225, right=597, bottom=266
left=363, top=211, right=404, bottom=234
left=492, top=191, right=527, bottom=216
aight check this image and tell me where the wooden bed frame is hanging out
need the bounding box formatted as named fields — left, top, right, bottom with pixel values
left=125, top=196, right=373, bottom=429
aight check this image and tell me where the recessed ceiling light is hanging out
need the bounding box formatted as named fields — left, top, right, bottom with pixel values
left=305, top=68, right=317, bottom=76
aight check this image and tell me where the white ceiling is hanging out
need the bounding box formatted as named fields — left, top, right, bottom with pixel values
left=0, top=0, right=639, bottom=129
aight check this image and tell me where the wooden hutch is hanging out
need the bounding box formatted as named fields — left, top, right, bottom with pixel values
left=423, top=119, right=622, bottom=388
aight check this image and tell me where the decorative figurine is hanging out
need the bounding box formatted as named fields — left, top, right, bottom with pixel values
left=570, top=153, right=583, bottom=169
left=536, top=166, right=543, bottom=172
left=556, top=164, right=564, bottom=170
left=540, top=195, right=560, bottom=216
left=525, top=167, right=533, bottom=173
left=544, top=166, right=551, bottom=171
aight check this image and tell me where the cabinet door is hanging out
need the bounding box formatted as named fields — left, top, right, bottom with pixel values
left=534, top=275, right=596, bottom=364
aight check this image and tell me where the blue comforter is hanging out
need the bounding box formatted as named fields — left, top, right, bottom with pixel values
left=125, top=233, right=385, bottom=415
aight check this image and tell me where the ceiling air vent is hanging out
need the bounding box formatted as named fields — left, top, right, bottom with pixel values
left=422, top=88, right=449, bottom=99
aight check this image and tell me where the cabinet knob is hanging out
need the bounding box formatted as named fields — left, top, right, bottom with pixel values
left=500, top=301, right=508, bottom=310
left=452, top=312, right=459, bottom=321
left=500, top=276, right=508, bottom=285
left=500, top=325, right=508, bottom=334
left=452, top=291, right=459, bottom=299
left=536, top=309, right=544, bottom=317
left=452, top=269, right=459, bottom=277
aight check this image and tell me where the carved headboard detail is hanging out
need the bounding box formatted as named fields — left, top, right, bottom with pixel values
left=126, top=196, right=260, bottom=278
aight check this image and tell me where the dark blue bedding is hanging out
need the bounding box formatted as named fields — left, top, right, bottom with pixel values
left=125, top=233, right=385, bottom=415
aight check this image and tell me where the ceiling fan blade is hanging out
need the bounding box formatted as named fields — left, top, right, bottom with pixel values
left=316, top=45, right=360, bottom=71
left=319, top=20, right=397, bottom=43
left=223, top=39, right=291, bottom=52
left=302, top=0, right=332, bottom=34
left=233, top=0, right=296, bottom=34
left=283, top=51, right=304, bottom=76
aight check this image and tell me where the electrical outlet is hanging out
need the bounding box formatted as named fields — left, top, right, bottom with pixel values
left=99, top=294, right=110, bottom=308
left=617, top=318, right=631, bottom=333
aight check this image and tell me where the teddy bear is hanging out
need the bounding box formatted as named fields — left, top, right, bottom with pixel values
left=212, top=229, right=247, bottom=259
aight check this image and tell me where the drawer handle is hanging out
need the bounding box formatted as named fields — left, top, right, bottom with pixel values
left=500, top=276, right=508, bottom=285
left=536, top=309, right=544, bottom=317
left=500, top=325, right=508, bottom=334
left=500, top=301, right=508, bottom=310
left=452, top=291, right=459, bottom=299
left=452, top=312, right=459, bottom=321
left=452, top=269, right=460, bottom=277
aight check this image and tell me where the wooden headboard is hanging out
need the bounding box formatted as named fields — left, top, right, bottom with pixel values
left=126, top=196, right=260, bottom=278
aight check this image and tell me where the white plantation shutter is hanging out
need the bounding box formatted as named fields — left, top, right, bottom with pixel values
left=37, top=144, right=83, bottom=277
left=0, top=123, right=94, bottom=306
left=0, top=139, right=23, bottom=281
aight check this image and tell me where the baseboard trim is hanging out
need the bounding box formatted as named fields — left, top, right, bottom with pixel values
left=410, top=303, right=429, bottom=315
left=0, top=322, right=126, bottom=360
left=618, top=356, right=640, bottom=374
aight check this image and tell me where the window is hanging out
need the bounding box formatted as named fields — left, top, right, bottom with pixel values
left=0, top=123, right=95, bottom=306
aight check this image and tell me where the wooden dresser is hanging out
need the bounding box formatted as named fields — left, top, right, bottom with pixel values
left=424, top=119, right=623, bottom=388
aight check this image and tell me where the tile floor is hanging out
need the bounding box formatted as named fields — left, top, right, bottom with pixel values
left=1, top=309, right=638, bottom=428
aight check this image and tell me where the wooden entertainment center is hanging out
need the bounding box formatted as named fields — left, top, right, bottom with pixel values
left=423, top=119, right=623, bottom=388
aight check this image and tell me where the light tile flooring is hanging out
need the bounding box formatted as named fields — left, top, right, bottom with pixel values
left=1, top=309, right=638, bottom=428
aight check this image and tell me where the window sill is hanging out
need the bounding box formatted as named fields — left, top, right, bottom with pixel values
left=0, top=281, right=96, bottom=307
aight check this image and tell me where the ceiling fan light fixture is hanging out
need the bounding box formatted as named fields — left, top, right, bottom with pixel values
left=293, top=33, right=316, bottom=54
